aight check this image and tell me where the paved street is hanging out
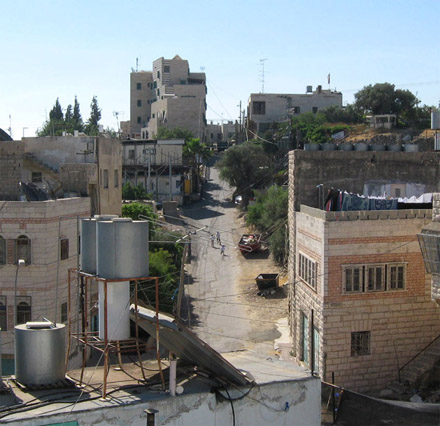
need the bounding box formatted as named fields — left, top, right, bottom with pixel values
left=180, top=166, right=289, bottom=357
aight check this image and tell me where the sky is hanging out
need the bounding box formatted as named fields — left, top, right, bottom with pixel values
left=1, top=0, right=440, bottom=138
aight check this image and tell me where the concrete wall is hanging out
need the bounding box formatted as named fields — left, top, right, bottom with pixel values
left=289, top=150, right=440, bottom=211
left=0, top=141, right=24, bottom=200
left=292, top=206, right=440, bottom=392
left=97, top=137, right=122, bottom=216
left=22, top=136, right=96, bottom=170
left=7, top=377, right=321, bottom=426
left=0, top=197, right=90, bottom=359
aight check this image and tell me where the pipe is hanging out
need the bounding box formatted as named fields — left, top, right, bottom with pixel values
left=169, top=354, right=176, bottom=396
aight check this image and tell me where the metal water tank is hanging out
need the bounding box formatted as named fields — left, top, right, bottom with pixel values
left=96, top=218, right=149, bottom=279
left=98, top=280, right=130, bottom=340
left=15, top=323, right=65, bottom=385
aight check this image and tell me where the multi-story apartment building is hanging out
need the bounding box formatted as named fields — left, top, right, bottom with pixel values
left=130, top=55, right=207, bottom=140
left=287, top=150, right=440, bottom=392
left=248, top=86, right=342, bottom=134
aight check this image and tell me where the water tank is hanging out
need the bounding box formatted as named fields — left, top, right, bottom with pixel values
left=306, top=85, right=313, bottom=93
left=98, top=280, right=130, bottom=340
left=96, top=218, right=149, bottom=279
left=80, top=215, right=119, bottom=274
left=431, top=111, right=440, bottom=130
left=15, top=323, right=65, bottom=385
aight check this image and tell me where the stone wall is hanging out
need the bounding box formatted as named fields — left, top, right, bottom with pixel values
left=289, top=150, right=440, bottom=211
left=0, top=197, right=91, bottom=358
left=0, top=141, right=24, bottom=200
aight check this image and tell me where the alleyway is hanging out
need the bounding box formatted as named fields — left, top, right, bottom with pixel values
left=180, top=166, right=289, bottom=357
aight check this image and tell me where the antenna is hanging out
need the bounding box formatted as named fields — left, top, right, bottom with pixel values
left=136, top=57, right=138, bottom=72
left=8, top=114, right=12, bottom=138
left=200, top=66, right=205, bottom=71
left=259, top=59, right=267, bottom=93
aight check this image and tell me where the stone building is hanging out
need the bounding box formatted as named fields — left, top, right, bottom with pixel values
left=288, top=150, right=440, bottom=392
left=248, top=86, right=342, bottom=134
left=130, top=55, right=207, bottom=140
left=21, top=135, right=122, bottom=216
left=0, top=197, right=90, bottom=373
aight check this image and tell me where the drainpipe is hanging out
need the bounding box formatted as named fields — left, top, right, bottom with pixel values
left=169, top=352, right=176, bottom=396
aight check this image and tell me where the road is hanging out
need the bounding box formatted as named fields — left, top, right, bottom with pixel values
left=180, top=166, right=289, bottom=357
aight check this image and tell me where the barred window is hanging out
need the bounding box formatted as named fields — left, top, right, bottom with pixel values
left=0, top=236, right=6, bottom=265
left=344, top=267, right=362, bottom=293
left=0, top=296, right=6, bottom=331
left=16, top=296, right=31, bottom=325
left=342, top=263, right=406, bottom=294
left=351, top=331, right=370, bottom=356
left=298, top=253, right=317, bottom=290
left=389, top=265, right=405, bottom=290
left=366, top=265, right=384, bottom=292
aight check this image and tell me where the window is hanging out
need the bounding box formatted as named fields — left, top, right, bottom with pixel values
left=342, top=263, right=406, bottom=294
left=0, top=296, right=6, bottom=331
left=164, top=65, right=170, bottom=73
left=0, top=236, right=6, bottom=265
left=137, top=116, right=141, bottom=124
left=252, top=101, right=266, bottom=115
left=298, top=253, right=317, bottom=290
left=312, top=107, right=318, bottom=114
left=293, top=106, right=300, bottom=114
left=16, top=296, right=31, bottom=325
left=137, top=99, right=142, bottom=107
left=114, top=170, right=119, bottom=188
left=31, top=172, right=42, bottom=183
left=366, top=265, right=384, bottom=292
left=128, top=149, right=135, bottom=159
left=344, top=266, right=362, bottom=293
left=61, top=302, right=67, bottom=323
left=351, top=331, right=370, bottom=356
left=395, top=188, right=401, bottom=197
left=15, top=235, right=31, bottom=264
left=388, top=264, right=405, bottom=290
left=157, top=71, right=160, bottom=79
left=103, top=170, right=109, bottom=189
left=60, top=238, right=69, bottom=260
left=136, top=82, right=141, bottom=90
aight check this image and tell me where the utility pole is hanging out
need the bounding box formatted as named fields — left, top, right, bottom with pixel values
left=259, top=59, right=267, bottom=94
left=169, top=156, right=172, bottom=201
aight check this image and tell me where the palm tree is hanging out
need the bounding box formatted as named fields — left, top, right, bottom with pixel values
left=183, top=138, right=211, bottom=192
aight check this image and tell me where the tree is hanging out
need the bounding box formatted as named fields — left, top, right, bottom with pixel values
left=72, top=96, right=84, bottom=132
left=217, top=142, right=272, bottom=207
left=321, top=105, right=363, bottom=124
left=246, top=185, right=288, bottom=264
left=121, top=202, right=156, bottom=239
left=85, top=96, right=102, bottom=135
left=354, top=83, right=418, bottom=122
left=156, top=127, right=193, bottom=142
left=38, top=98, right=65, bottom=136
left=49, top=98, right=64, bottom=121
left=183, top=138, right=212, bottom=192
left=122, top=182, right=151, bottom=200
left=65, top=104, right=73, bottom=124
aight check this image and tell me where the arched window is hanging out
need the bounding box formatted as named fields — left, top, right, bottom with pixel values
left=16, top=297, right=31, bottom=325
left=15, top=235, right=31, bottom=265
left=0, top=236, right=6, bottom=265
